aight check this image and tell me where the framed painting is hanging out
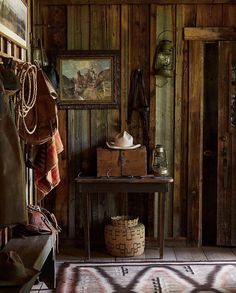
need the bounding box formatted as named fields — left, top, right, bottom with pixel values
left=0, top=0, right=27, bottom=48
left=57, top=50, right=121, bottom=109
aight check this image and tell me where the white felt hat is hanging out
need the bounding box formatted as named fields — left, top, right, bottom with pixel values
left=106, top=131, right=141, bottom=150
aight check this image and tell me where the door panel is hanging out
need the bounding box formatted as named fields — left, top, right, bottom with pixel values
left=202, top=42, right=218, bottom=245
left=217, top=41, right=236, bottom=246
left=187, top=41, right=204, bottom=246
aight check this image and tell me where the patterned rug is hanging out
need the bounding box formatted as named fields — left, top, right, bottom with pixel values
left=56, top=261, right=236, bottom=292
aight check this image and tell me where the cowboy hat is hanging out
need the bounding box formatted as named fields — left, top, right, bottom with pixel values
left=0, top=251, right=39, bottom=286
left=106, top=131, right=141, bottom=150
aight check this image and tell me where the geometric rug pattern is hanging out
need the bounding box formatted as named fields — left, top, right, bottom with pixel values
left=56, top=261, right=236, bottom=292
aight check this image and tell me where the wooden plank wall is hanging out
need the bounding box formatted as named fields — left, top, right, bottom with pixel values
left=226, top=10, right=236, bottom=246
left=34, top=2, right=236, bottom=245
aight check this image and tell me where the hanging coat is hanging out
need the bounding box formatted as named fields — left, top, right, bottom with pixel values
left=0, top=85, right=27, bottom=227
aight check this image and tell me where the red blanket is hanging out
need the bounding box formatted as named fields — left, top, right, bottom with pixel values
left=34, top=130, right=63, bottom=201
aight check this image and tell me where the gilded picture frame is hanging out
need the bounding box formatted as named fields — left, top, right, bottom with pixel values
left=57, top=50, right=121, bottom=109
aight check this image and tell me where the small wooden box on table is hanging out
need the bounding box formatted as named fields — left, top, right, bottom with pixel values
left=75, top=176, right=173, bottom=260
left=97, top=146, right=147, bottom=177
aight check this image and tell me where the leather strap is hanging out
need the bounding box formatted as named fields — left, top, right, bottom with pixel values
left=127, top=69, right=149, bottom=148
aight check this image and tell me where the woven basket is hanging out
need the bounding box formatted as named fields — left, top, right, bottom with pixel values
left=111, top=215, right=139, bottom=228
left=104, top=221, right=145, bottom=257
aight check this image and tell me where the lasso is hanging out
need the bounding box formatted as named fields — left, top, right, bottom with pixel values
left=15, top=62, right=38, bottom=134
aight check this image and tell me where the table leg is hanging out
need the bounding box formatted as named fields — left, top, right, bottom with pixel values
left=85, top=192, right=91, bottom=259
left=158, top=192, right=165, bottom=258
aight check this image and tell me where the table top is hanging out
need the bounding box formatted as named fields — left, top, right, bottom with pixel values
left=75, top=175, right=173, bottom=184
left=75, top=175, right=173, bottom=193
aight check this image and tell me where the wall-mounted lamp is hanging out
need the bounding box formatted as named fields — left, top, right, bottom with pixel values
left=32, top=38, right=48, bottom=67
left=154, top=39, right=175, bottom=78
left=153, top=30, right=175, bottom=87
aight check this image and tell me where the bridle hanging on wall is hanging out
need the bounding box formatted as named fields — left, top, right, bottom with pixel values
left=127, top=68, right=149, bottom=149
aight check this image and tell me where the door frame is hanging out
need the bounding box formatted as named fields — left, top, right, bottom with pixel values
left=184, top=27, right=236, bottom=246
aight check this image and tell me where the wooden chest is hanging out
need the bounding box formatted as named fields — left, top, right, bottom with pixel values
left=97, top=147, right=147, bottom=177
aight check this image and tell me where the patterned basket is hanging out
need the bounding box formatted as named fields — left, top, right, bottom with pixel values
left=111, top=215, right=139, bottom=228
left=104, top=219, right=145, bottom=257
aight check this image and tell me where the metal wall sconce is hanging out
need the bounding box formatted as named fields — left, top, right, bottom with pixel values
left=154, top=39, right=175, bottom=78
left=32, top=38, right=48, bottom=67
left=153, top=30, right=175, bottom=87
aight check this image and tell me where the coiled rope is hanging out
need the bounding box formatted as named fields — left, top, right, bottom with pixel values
left=15, top=62, right=38, bottom=134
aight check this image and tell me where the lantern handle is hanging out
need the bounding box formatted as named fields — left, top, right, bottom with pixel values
left=156, top=29, right=173, bottom=43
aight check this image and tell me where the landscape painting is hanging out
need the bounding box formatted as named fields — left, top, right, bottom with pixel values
left=0, top=0, right=27, bottom=48
left=58, top=50, right=120, bottom=109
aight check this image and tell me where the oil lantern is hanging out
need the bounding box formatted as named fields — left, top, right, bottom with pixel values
left=152, top=144, right=169, bottom=176
left=154, top=40, right=175, bottom=78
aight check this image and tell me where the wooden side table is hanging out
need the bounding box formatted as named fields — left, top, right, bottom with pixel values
left=75, top=176, right=173, bottom=259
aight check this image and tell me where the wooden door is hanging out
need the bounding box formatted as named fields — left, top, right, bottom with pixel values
left=189, top=40, right=236, bottom=247
left=217, top=41, right=236, bottom=246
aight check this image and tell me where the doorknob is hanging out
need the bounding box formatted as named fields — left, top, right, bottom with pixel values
left=203, top=150, right=216, bottom=156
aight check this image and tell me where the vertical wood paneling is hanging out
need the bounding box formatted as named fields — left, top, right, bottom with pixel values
left=182, top=3, right=196, bottom=242
left=90, top=5, right=120, bottom=149
left=45, top=6, right=67, bottom=63
left=181, top=5, right=197, bottom=237
left=222, top=4, right=236, bottom=27
left=217, top=42, right=232, bottom=245
left=148, top=4, right=157, bottom=237
left=128, top=4, right=150, bottom=145
left=188, top=41, right=204, bottom=246
left=67, top=5, right=91, bottom=238
left=126, top=4, right=151, bottom=234
left=149, top=5, right=157, bottom=158
left=67, top=110, right=79, bottom=237
left=121, top=5, right=129, bottom=131
left=196, top=4, right=223, bottom=26
left=90, top=19, right=105, bottom=170
left=33, top=0, right=43, bottom=46
left=89, top=5, right=122, bottom=243
left=222, top=4, right=236, bottom=246
left=195, top=4, right=226, bottom=246
left=67, top=5, right=90, bottom=50
left=174, top=4, right=184, bottom=237
left=103, top=5, right=120, bottom=141
left=155, top=5, right=175, bottom=237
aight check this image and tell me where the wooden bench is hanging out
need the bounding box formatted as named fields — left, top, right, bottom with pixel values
left=1, top=234, right=56, bottom=292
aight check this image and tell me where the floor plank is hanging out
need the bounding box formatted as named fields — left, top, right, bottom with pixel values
left=56, top=246, right=86, bottom=262
left=203, top=246, right=236, bottom=261
left=174, top=247, right=207, bottom=261
left=144, top=247, right=177, bottom=261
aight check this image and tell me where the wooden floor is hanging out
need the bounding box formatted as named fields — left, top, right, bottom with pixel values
left=56, top=244, right=236, bottom=262
left=31, top=245, right=236, bottom=292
